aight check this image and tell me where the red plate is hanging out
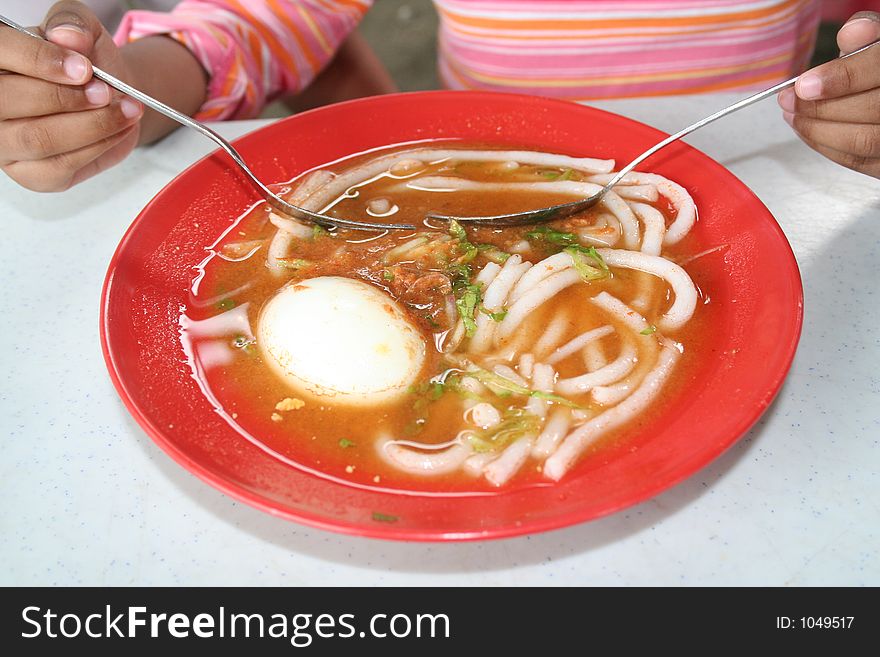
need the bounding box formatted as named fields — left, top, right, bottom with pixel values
left=101, top=91, right=802, bottom=541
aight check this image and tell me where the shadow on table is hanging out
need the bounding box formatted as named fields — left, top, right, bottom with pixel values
left=123, top=400, right=772, bottom=575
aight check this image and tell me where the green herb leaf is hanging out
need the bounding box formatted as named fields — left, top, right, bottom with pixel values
left=525, top=225, right=579, bottom=248
left=372, top=512, right=399, bottom=523
left=382, top=269, right=395, bottom=282
left=447, top=262, right=472, bottom=289
left=455, top=284, right=482, bottom=337
left=338, top=438, right=356, bottom=448
left=640, top=325, right=657, bottom=335
left=312, top=224, right=328, bottom=239
left=216, top=298, right=235, bottom=311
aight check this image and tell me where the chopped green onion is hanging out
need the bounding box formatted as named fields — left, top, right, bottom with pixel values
left=539, top=168, right=574, bottom=181
left=232, top=334, right=251, bottom=348
left=311, top=224, right=328, bottom=239
left=338, top=438, right=356, bottom=448
left=525, top=225, right=579, bottom=248
left=215, top=298, right=235, bottom=311
left=564, top=246, right=608, bottom=282
left=447, top=220, right=477, bottom=264
left=468, top=367, right=585, bottom=409
left=468, top=408, right=541, bottom=453
left=568, top=244, right=610, bottom=273
left=382, top=269, right=395, bottom=282
left=428, top=382, right=445, bottom=400
left=477, top=243, right=512, bottom=264
left=371, top=512, right=398, bottom=523
left=479, top=305, right=508, bottom=322
left=640, top=325, right=657, bottom=335
left=448, top=219, right=467, bottom=241
left=423, top=314, right=441, bottom=329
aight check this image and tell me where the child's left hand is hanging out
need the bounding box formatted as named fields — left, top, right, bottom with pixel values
left=777, top=12, right=880, bottom=179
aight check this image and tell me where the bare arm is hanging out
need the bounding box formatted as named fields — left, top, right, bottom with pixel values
left=0, top=1, right=207, bottom=191
left=121, top=35, right=208, bottom=145
left=287, top=30, right=397, bottom=113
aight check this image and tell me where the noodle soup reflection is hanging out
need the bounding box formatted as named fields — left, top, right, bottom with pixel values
left=181, top=144, right=708, bottom=490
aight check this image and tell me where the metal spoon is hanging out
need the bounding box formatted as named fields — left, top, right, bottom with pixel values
left=429, top=37, right=880, bottom=227
left=0, top=13, right=418, bottom=232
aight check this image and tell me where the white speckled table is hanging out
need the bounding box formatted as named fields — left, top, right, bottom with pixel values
left=1, top=94, right=878, bottom=586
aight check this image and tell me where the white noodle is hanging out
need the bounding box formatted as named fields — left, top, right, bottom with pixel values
left=497, top=268, right=582, bottom=341
left=596, top=249, right=697, bottom=332
left=383, top=236, right=429, bottom=263
left=379, top=438, right=471, bottom=475
left=587, top=171, right=696, bottom=245
left=467, top=402, right=502, bottom=429
left=266, top=169, right=334, bottom=272
left=613, top=184, right=658, bottom=202
left=475, top=261, right=503, bottom=288
left=180, top=304, right=252, bottom=339
left=556, top=340, right=638, bottom=395
left=544, top=340, right=681, bottom=481
left=268, top=212, right=312, bottom=239
left=592, top=380, right=635, bottom=406
left=463, top=452, right=496, bottom=477
left=509, top=252, right=571, bottom=304
left=484, top=436, right=535, bottom=487
left=399, top=177, right=641, bottom=249
left=483, top=256, right=528, bottom=310
left=492, top=364, right=529, bottom=387
left=583, top=341, right=608, bottom=372
left=629, top=202, right=665, bottom=256
left=525, top=363, right=556, bottom=419
left=458, top=375, right=488, bottom=409
left=546, top=325, right=614, bottom=365
left=532, top=408, right=573, bottom=458
left=599, top=190, right=640, bottom=250
left=532, top=311, right=570, bottom=360
left=469, top=256, right=529, bottom=353
left=518, top=353, right=535, bottom=379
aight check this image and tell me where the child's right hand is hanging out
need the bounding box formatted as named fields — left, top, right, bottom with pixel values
left=0, top=1, right=144, bottom=192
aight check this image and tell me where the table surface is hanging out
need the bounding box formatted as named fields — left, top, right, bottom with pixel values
left=2, top=94, right=878, bottom=586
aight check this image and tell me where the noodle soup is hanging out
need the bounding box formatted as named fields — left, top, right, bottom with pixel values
left=181, top=143, right=708, bottom=491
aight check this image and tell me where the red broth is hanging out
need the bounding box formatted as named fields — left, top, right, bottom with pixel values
left=180, top=143, right=715, bottom=492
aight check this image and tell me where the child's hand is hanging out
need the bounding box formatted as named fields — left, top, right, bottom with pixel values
left=778, top=12, right=880, bottom=179
left=0, top=1, right=143, bottom=191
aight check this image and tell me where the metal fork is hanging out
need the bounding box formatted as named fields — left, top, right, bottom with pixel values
left=428, top=37, right=880, bottom=227
left=0, top=13, right=418, bottom=232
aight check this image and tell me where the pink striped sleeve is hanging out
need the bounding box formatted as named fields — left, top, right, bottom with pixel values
left=114, top=0, right=372, bottom=121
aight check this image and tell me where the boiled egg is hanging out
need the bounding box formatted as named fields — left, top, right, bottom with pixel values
left=257, top=276, right=427, bottom=405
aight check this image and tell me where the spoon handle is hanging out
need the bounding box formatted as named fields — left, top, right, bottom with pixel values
left=608, top=36, right=880, bottom=188
left=0, top=13, right=421, bottom=231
